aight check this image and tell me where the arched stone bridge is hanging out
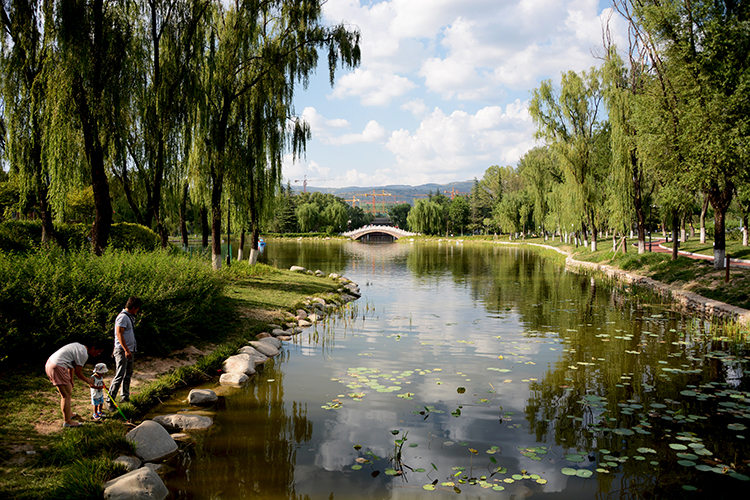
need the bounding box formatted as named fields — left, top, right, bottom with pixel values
left=341, top=225, right=418, bottom=241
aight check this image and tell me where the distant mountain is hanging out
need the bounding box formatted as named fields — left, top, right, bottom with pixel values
left=294, top=181, right=474, bottom=207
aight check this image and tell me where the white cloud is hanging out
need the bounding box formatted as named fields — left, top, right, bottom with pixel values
left=330, top=69, right=416, bottom=106
left=327, top=120, right=387, bottom=145
left=401, top=98, right=429, bottom=118
left=384, top=100, right=536, bottom=184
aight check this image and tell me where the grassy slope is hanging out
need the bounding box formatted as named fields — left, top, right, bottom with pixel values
left=0, top=264, right=342, bottom=500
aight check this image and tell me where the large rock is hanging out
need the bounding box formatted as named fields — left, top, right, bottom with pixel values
left=258, top=336, right=282, bottom=349
left=220, top=372, right=249, bottom=386
left=126, top=421, right=178, bottom=463
left=290, top=266, right=306, bottom=272
left=271, top=328, right=287, bottom=337
left=248, top=341, right=280, bottom=357
left=153, top=414, right=213, bottom=431
left=312, top=297, right=326, bottom=305
left=113, top=455, right=141, bottom=472
left=237, top=346, right=268, bottom=365
left=296, top=309, right=308, bottom=320
left=223, top=354, right=256, bottom=375
left=188, top=389, right=218, bottom=406
left=297, top=319, right=312, bottom=328
left=307, top=313, right=322, bottom=323
left=104, top=467, right=168, bottom=500
left=315, top=270, right=325, bottom=277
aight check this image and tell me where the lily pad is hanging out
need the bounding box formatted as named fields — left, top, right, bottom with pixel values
left=576, top=469, right=593, bottom=478
left=561, top=468, right=577, bottom=476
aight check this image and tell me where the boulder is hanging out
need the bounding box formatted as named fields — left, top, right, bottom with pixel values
left=290, top=266, right=306, bottom=272
left=113, top=455, right=141, bottom=472
left=126, top=421, right=178, bottom=463
left=219, top=372, right=249, bottom=386
left=153, top=414, right=213, bottom=431
left=237, top=346, right=268, bottom=365
left=307, top=313, right=322, bottom=323
left=267, top=323, right=283, bottom=330
left=296, top=309, right=308, bottom=320
left=276, top=335, right=292, bottom=341
left=256, top=332, right=272, bottom=339
left=315, top=270, right=325, bottom=277
left=188, top=389, right=218, bottom=406
left=223, top=354, right=256, bottom=375
left=103, top=467, right=168, bottom=500
left=329, top=273, right=340, bottom=279
left=249, top=340, right=280, bottom=357
left=312, top=297, right=326, bottom=305
left=143, top=463, right=166, bottom=474
left=271, top=328, right=287, bottom=337
left=258, top=336, right=282, bottom=349
left=170, top=433, right=193, bottom=443
left=297, top=319, right=312, bottom=328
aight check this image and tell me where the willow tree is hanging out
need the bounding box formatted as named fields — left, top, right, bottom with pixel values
left=407, top=199, right=444, bottom=236
left=115, top=0, right=209, bottom=247
left=189, top=0, right=360, bottom=269
left=602, top=15, right=656, bottom=254
left=47, top=0, right=136, bottom=254
left=518, top=146, right=560, bottom=239
left=1, top=1, right=55, bottom=242
left=529, top=68, right=606, bottom=251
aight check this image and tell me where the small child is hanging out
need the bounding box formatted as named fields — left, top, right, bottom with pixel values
left=90, top=363, right=108, bottom=421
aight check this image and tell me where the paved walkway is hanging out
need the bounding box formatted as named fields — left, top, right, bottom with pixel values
left=649, top=238, right=750, bottom=268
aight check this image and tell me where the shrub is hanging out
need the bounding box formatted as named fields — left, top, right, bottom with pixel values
left=0, top=249, right=230, bottom=366
left=0, top=221, right=165, bottom=253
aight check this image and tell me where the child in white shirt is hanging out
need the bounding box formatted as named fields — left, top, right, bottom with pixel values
left=90, top=363, right=108, bottom=420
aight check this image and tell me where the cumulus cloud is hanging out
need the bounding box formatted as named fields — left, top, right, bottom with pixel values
left=330, top=69, right=416, bottom=106
left=385, top=100, right=536, bottom=183
left=327, top=120, right=388, bottom=145
left=302, top=107, right=386, bottom=146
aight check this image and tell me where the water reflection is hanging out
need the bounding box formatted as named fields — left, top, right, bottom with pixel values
left=161, top=241, right=748, bottom=499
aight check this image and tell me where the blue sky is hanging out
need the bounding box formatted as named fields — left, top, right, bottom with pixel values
left=284, top=0, right=627, bottom=189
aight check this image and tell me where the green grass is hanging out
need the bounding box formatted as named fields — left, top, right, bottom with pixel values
left=223, top=263, right=344, bottom=312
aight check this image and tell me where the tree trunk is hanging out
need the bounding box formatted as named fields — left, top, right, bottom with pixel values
left=707, top=181, right=734, bottom=270
left=200, top=206, right=209, bottom=249
left=237, top=229, right=245, bottom=261
left=248, top=225, right=261, bottom=265
left=180, top=181, right=189, bottom=249
left=680, top=216, right=686, bottom=243
left=211, top=178, right=223, bottom=270
left=671, top=212, right=679, bottom=260
left=700, top=195, right=709, bottom=244
left=743, top=213, right=749, bottom=247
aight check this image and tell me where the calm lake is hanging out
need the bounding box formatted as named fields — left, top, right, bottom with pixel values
left=162, top=239, right=749, bottom=499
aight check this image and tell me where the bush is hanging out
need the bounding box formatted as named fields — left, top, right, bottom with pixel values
left=0, top=221, right=165, bottom=253
left=0, top=249, right=230, bottom=366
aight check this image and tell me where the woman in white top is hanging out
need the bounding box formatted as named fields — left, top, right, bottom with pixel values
left=45, top=342, right=104, bottom=428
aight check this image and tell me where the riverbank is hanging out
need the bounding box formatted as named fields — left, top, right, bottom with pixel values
left=0, top=263, right=350, bottom=499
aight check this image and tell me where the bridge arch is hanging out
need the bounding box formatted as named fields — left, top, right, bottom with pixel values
left=341, top=225, right=418, bottom=241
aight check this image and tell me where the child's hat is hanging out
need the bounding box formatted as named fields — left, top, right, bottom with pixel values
left=94, top=363, right=108, bottom=374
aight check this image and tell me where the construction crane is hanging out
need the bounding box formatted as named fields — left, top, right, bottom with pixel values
left=345, top=196, right=361, bottom=208
left=444, top=187, right=467, bottom=200
left=357, top=189, right=393, bottom=214
left=293, top=175, right=330, bottom=193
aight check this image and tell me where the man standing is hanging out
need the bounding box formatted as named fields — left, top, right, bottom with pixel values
left=108, top=296, right=142, bottom=410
